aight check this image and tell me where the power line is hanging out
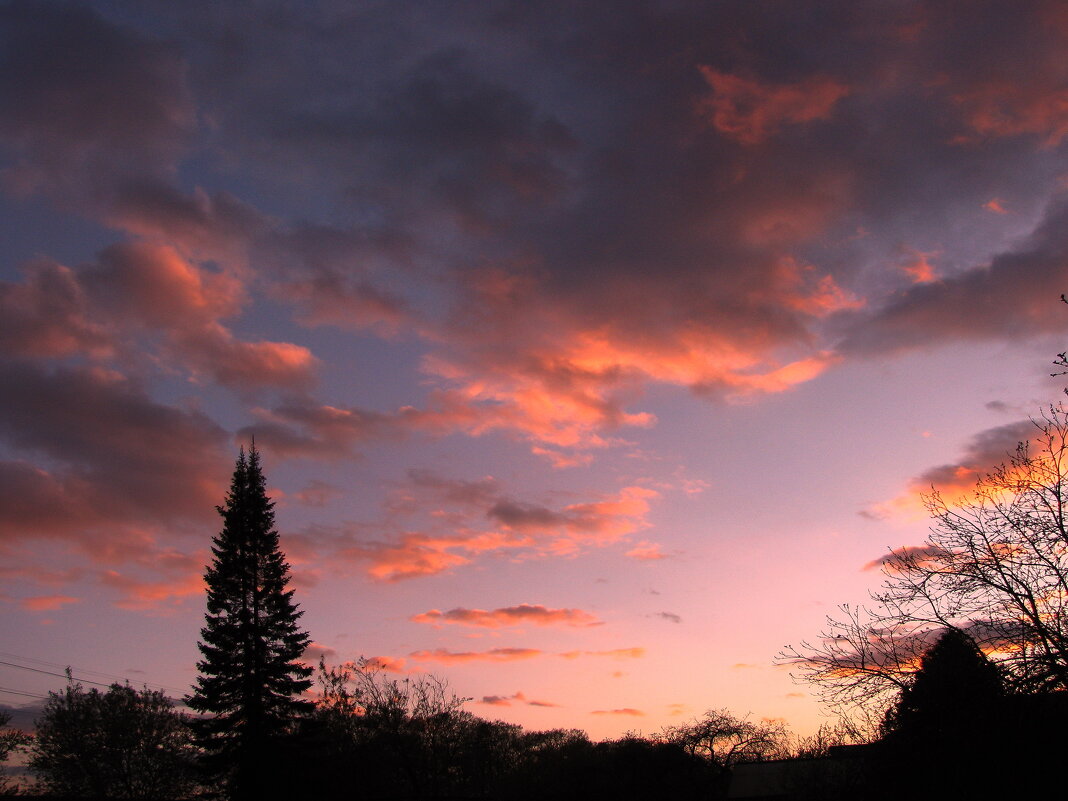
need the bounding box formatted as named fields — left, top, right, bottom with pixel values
left=0, top=686, right=48, bottom=700
left=0, top=650, right=188, bottom=691
left=0, top=660, right=116, bottom=689
left=0, top=653, right=188, bottom=697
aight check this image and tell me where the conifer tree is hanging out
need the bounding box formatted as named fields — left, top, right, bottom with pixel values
left=878, top=629, right=1004, bottom=800
left=188, top=446, right=312, bottom=801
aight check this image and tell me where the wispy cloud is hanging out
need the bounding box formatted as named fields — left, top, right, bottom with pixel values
left=412, top=604, right=602, bottom=628
left=477, top=691, right=560, bottom=708
left=409, top=648, right=543, bottom=665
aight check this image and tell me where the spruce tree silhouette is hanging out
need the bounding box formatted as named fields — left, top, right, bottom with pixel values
left=187, top=446, right=313, bottom=801
left=883, top=628, right=1002, bottom=736
left=879, top=628, right=1004, bottom=800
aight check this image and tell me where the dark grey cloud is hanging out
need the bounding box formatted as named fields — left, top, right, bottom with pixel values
left=0, top=0, right=193, bottom=202
left=843, top=200, right=1068, bottom=356
left=0, top=361, right=228, bottom=544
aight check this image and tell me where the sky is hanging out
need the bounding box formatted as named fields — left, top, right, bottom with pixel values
left=3, top=0, right=1068, bottom=740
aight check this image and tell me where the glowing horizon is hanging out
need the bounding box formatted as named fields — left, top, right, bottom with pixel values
left=3, top=0, right=1068, bottom=741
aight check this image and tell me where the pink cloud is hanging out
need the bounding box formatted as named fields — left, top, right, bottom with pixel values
left=559, top=648, right=645, bottom=660
left=176, top=326, right=318, bottom=392
left=99, top=567, right=204, bottom=611
left=0, top=262, right=110, bottom=358
left=411, top=604, right=602, bottom=628
left=332, top=478, right=660, bottom=581
left=294, top=480, right=342, bottom=507
left=0, top=363, right=229, bottom=555
left=280, top=275, right=410, bottom=335
left=954, top=82, right=1068, bottom=147
left=866, top=419, right=1039, bottom=517
left=362, top=656, right=408, bottom=673
left=239, top=402, right=413, bottom=459
left=697, top=67, right=849, bottom=145
left=302, top=641, right=338, bottom=661
left=21, top=595, right=81, bottom=612
left=900, top=249, right=938, bottom=284
left=409, top=647, right=543, bottom=664
left=625, top=541, right=670, bottom=561
left=862, top=545, right=952, bottom=572
left=1, top=242, right=317, bottom=393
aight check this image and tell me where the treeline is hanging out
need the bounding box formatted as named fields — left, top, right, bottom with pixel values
left=4, top=661, right=836, bottom=801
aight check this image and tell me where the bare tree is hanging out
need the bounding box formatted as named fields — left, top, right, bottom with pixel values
left=781, top=407, right=1068, bottom=720
left=0, top=710, right=31, bottom=794
left=661, top=709, right=788, bottom=769
left=315, top=658, right=475, bottom=799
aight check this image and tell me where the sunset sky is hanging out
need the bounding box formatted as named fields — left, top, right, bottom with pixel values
left=4, top=0, right=1068, bottom=740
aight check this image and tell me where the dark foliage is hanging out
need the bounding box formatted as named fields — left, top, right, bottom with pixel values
left=880, top=627, right=1003, bottom=739
left=0, top=709, right=31, bottom=794
left=783, top=410, right=1068, bottom=719
left=186, top=446, right=312, bottom=801
left=874, top=629, right=1006, bottom=800
left=306, top=659, right=723, bottom=801
left=29, top=682, right=196, bottom=800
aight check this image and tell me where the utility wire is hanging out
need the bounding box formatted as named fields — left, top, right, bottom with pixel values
left=0, top=656, right=188, bottom=697
left=0, top=686, right=48, bottom=700
left=0, top=650, right=188, bottom=694
left=0, top=660, right=117, bottom=689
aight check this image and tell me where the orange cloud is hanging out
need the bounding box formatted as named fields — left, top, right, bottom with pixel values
left=0, top=242, right=317, bottom=393
left=983, top=198, right=1008, bottom=214
left=21, top=594, right=80, bottom=612
left=362, top=656, right=408, bottom=673
left=774, top=257, right=864, bottom=318
left=697, top=67, right=849, bottom=145
left=410, top=272, right=848, bottom=458
left=954, top=82, right=1068, bottom=147
left=866, top=419, right=1038, bottom=518
left=340, top=482, right=659, bottom=581
left=862, top=545, right=951, bottom=573
left=591, top=708, right=644, bottom=716
left=99, top=568, right=205, bottom=610
left=560, top=648, right=645, bottom=660
left=625, top=541, right=670, bottom=560
left=177, top=326, right=318, bottom=392
left=409, top=647, right=543, bottom=664
left=900, top=250, right=938, bottom=283
left=345, top=529, right=527, bottom=582
left=411, top=603, right=602, bottom=628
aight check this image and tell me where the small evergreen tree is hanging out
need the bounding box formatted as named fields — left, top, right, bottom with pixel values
left=881, top=627, right=1003, bottom=739
left=187, top=446, right=313, bottom=801
left=877, top=628, right=1004, bottom=800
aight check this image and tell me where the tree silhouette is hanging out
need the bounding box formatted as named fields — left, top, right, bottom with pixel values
left=881, top=627, right=1003, bottom=739
left=783, top=408, right=1068, bottom=720
left=187, top=446, right=312, bottom=801
left=0, top=709, right=31, bottom=794
left=877, top=629, right=1004, bottom=800
left=30, top=681, right=196, bottom=799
